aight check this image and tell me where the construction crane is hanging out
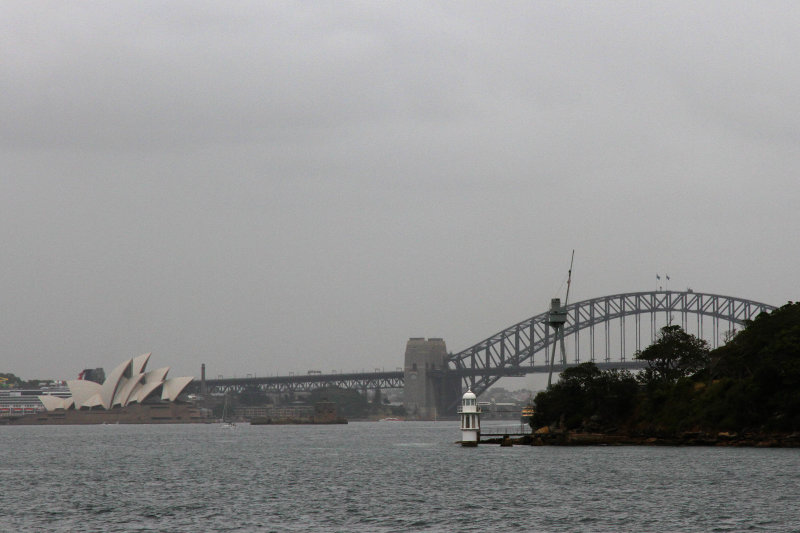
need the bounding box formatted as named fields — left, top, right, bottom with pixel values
left=547, top=250, right=574, bottom=388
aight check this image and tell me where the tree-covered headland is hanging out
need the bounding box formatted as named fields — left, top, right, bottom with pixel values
left=0, top=373, right=43, bottom=389
left=531, top=302, right=800, bottom=443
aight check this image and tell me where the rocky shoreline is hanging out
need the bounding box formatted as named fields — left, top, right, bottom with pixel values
left=482, top=429, right=800, bottom=447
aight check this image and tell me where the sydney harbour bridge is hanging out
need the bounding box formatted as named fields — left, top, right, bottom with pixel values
left=189, top=290, right=776, bottom=416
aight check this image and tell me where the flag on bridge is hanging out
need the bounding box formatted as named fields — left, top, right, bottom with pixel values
left=656, top=274, right=661, bottom=280
left=666, top=274, right=670, bottom=280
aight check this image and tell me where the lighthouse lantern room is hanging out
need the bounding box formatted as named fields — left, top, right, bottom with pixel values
left=458, top=389, right=481, bottom=447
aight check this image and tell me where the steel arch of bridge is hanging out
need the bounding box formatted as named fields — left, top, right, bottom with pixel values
left=447, top=290, right=776, bottom=399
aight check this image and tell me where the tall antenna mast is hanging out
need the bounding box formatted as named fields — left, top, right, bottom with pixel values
left=564, top=249, right=575, bottom=306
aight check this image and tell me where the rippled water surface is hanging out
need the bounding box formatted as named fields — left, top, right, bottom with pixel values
left=2, top=422, right=799, bottom=532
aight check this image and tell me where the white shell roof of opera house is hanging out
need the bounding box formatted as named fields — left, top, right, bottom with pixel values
left=38, top=353, right=193, bottom=411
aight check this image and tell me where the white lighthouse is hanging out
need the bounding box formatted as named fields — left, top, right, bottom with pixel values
left=458, top=389, right=481, bottom=447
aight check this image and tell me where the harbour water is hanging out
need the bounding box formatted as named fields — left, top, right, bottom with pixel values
left=2, top=421, right=799, bottom=532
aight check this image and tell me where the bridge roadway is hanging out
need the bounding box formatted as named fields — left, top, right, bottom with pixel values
left=191, top=361, right=646, bottom=395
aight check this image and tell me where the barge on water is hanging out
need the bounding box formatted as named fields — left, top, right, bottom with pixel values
left=249, top=401, right=347, bottom=425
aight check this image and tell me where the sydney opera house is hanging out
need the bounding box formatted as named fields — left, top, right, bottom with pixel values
left=4, top=353, right=208, bottom=424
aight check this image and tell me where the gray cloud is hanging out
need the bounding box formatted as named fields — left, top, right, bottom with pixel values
left=1, top=1, right=798, bottom=382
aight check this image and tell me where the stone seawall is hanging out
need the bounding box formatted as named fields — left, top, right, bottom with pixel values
left=0, top=403, right=209, bottom=425
left=493, top=430, right=800, bottom=447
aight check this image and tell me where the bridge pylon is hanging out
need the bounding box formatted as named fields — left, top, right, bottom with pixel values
left=403, top=338, right=460, bottom=419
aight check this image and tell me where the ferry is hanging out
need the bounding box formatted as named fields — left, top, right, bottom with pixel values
left=520, top=403, right=535, bottom=426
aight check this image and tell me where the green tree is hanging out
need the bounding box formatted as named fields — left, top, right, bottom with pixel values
left=635, top=325, right=710, bottom=385
left=709, top=303, right=800, bottom=430
left=0, top=373, right=24, bottom=388
left=532, top=363, right=639, bottom=431
left=238, top=387, right=271, bottom=406
left=308, top=387, right=369, bottom=419
left=370, top=387, right=383, bottom=414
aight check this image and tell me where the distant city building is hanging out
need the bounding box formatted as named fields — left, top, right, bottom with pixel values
left=77, top=368, right=105, bottom=384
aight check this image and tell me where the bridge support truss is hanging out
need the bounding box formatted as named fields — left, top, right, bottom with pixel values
left=190, top=371, right=404, bottom=396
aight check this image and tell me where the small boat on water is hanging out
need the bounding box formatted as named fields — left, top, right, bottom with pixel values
left=379, top=417, right=402, bottom=422
left=220, top=395, right=236, bottom=428
left=520, top=403, right=535, bottom=426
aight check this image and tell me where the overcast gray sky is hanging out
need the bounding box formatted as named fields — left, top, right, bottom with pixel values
left=2, top=1, right=798, bottom=383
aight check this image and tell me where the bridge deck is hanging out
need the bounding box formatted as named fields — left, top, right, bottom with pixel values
left=192, top=361, right=646, bottom=395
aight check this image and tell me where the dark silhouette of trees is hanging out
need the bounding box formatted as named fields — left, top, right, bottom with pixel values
left=308, top=387, right=368, bottom=419
left=706, top=302, right=800, bottom=430
left=531, top=363, right=638, bottom=430
left=635, top=325, right=710, bottom=385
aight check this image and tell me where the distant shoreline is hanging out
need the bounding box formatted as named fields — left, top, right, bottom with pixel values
left=482, top=430, right=800, bottom=447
